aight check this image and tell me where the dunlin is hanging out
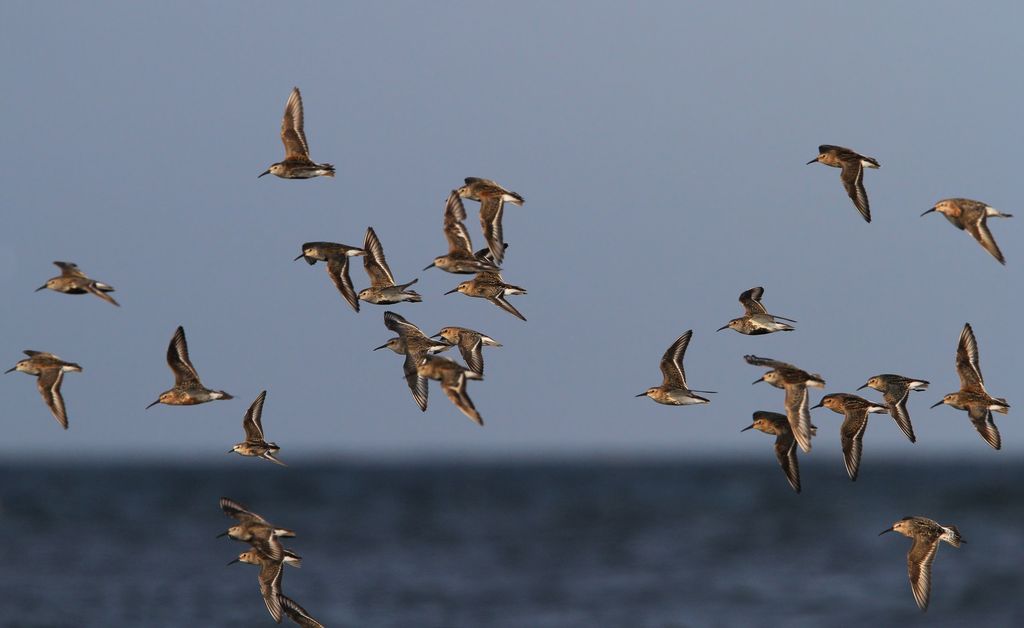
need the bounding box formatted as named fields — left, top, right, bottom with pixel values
left=857, top=374, right=928, bottom=443
left=807, top=144, right=880, bottom=222
left=879, top=516, right=965, bottom=611
left=358, top=227, right=421, bottom=305
left=456, top=177, right=524, bottom=266
left=218, top=497, right=297, bottom=565
left=416, top=355, right=484, bottom=425
left=230, top=391, right=286, bottom=466
left=295, top=242, right=366, bottom=312
left=741, top=411, right=813, bottom=493
left=259, top=87, right=334, bottom=180
left=431, top=326, right=501, bottom=375
left=424, top=190, right=502, bottom=275
left=445, top=270, right=527, bottom=321
left=746, top=355, right=824, bottom=453
left=5, top=350, right=81, bottom=429
left=716, top=286, right=796, bottom=335
left=280, top=595, right=325, bottom=628
left=921, top=198, right=1013, bottom=265
left=931, top=323, right=1009, bottom=450
left=35, top=261, right=119, bottom=306
left=380, top=311, right=451, bottom=412
left=146, top=326, right=232, bottom=409
left=811, top=393, right=888, bottom=481
left=637, top=330, right=715, bottom=406
left=228, top=549, right=288, bottom=623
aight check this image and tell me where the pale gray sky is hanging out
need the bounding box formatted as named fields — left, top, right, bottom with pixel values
left=1, top=1, right=1020, bottom=460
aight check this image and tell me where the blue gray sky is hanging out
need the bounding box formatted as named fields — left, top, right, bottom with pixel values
left=1, top=2, right=1020, bottom=460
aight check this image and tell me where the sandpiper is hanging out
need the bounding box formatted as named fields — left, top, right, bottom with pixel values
left=230, top=391, right=286, bottom=466
left=637, top=330, right=715, bottom=406
left=445, top=270, right=527, bottom=321
left=146, top=326, right=232, bottom=409
left=921, top=198, right=1013, bottom=265
left=35, top=261, right=119, bottom=306
left=380, top=311, right=450, bottom=412
left=358, top=227, right=421, bottom=305
left=280, top=595, right=325, bottom=628
left=807, top=144, right=880, bottom=222
left=295, top=242, right=366, bottom=312
left=259, top=87, right=334, bottom=180
left=746, top=355, right=824, bottom=453
left=931, top=323, right=1009, bottom=450
left=424, top=190, right=502, bottom=275
left=431, top=326, right=501, bottom=376
left=5, top=350, right=81, bottom=429
left=417, top=355, right=484, bottom=425
left=879, top=516, right=965, bottom=611
left=811, top=393, right=888, bottom=481
left=218, top=497, right=297, bottom=565
left=716, top=286, right=796, bottom=335
left=741, top=411, right=813, bottom=493
left=456, top=177, right=524, bottom=266
left=228, top=549, right=288, bottom=623
left=857, top=374, right=928, bottom=443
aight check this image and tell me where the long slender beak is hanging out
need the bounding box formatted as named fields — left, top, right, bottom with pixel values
left=293, top=253, right=305, bottom=261
left=4, top=367, right=16, bottom=374
left=930, top=400, right=945, bottom=408
left=716, top=324, right=729, bottom=332
left=35, top=284, right=48, bottom=292
left=145, top=399, right=161, bottom=409
left=429, top=333, right=442, bottom=339
left=692, top=389, right=717, bottom=394
left=752, top=378, right=763, bottom=385
left=444, top=288, right=459, bottom=295
left=806, top=157, right=818, bottom=165
left=226, top=558, right=240, bottom=566
left=216, top=531, right=228, bottom=538
left=921, top=207, right=936, bottom=216
left=372, top=343, right=389, bottom=351
left=740, top=424, right=755, bottom=432
left=856, top=383, right=869, bottom=390
left=878, top=528, right=893, bottom=536
left=635, top=392, right=647, bottom=398
left=257, top=169, right=271, bottom=178
left=227, top=448, right=235, bottom=453
left=810, top=401, right=824, bottom=409
left=423, top=262, right=435, bottom=271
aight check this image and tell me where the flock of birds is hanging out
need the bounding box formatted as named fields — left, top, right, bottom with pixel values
left=5, top=86, right=1016, bottom=620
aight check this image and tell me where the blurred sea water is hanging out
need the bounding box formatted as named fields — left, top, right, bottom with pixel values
left=1, top=459, right=1021, bottom=627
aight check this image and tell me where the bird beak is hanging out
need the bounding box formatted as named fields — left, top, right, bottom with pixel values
left=716, top=324, right=729, bottom=332
left=751, top=378, right=763, bottom=385
left=423, top=262, right=435, bottom=271
left=444, top=288, right=459, bottom=295
left=740, top=424, right=755, bottom=432
left=372, top=343, right=389, bottom=351
left=4, top=366, right=16, bottom=374
left=216, top=531, right=228, bottom=538
left=293, top=253, right=306, bottom=261
left=806, top=157, right=819, bottom=165
left=930, top=400, right=945, bottom=408
left=878, top=528, right=893, bottom=536
left=810, top=401, right=824, bottom=409
left=35, top=284, right=48, bottom=292
left=635, top=392, right=647, bottom=397
left=227, top=448, right=235, bottom=453
left=856, top=383, right=869, bottom=390
left=257, top=169, right=271, bottom=178
left=145, top=399, right=160, bottom=409
left=921, top=207, right=936, bottom=216
left=429, top=333, right=442, bottom=339
left=226, top=558, right=240, bottom=566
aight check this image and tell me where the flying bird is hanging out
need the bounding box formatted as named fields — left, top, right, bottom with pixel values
left=456, top=177, right=524, bottom=266
left=921, top=198, right=1013, bottom=265
left=717, top=286, right=795, bottom=335
left=431, top=326, right=501, bottom=376
left=445, top=270, right=527, bottom=321
left=146, top=326, right=232, bottom=408
left=295, top=242, right=366, bottom=312
left=5, top=350, right=81, bottom=429
left=857, top=374, right=928, bottom=443
left=379, top=311, right=449, bottom=412
left=35, top=261, right=119, bottom=306
left=229, top=391, right=286, bottom=466
left=259, top=87, right=334, bottom=179
left=811, top=393, right=889, bottom=481
left=218, top=497, right=297, bottom=565
left=746, top=355, right=824, bottom=453
left=417, top=355, right=485, bottom=425
left=358, top=227, right=422, bottom=305
left=741, top=411, right=812, bottom=493
left=424, top=190, right=502, bottom=275
left=807, top=144, right=880, bottom=222
left=637, top=330, right=715, bottom=406
left=879, top=516, right=964, bottom=611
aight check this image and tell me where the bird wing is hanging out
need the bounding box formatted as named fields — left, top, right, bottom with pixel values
left=402, top=352, right=429, bottom=412
left=242, top=390, right=268, bottom=441
left=384, top=310, right=428, bottom=341
left=219, top=497, right=271, bottom=525
left=743, top=355, right=793, bottom=371
left=37, top=368, right=68, bottom=429
left=479, top=196, right=507, bottom=265
left=659, top=330, right=692, bottom=388
left=362, top=227, right=396, bottom=287
left=773, top=432, right=801, bottom=493
left=964, top=214, right=1007, bottom=265
left=968, top=405, right=1001, bottom=450
left=784, top=384, right=813, bottom=453
left=839, top=407, right=869, bottom=481
left=883, top=384, right=917, bottom=443
left=280, top=87, right=310, bottom=161
left=739, top=287, right=767, bottom=315
left=326, top=255, right=360, bottom=312
left=955, top=323, right=985, bottom=393
left=458, top=336, right=484, bottom=375
left=441, top=371, right=483, bottom=425
left=84, top=282, right=120, bottom=306
left=488, top=294, right=527, bottom=321
left=166, top=326, right=201, bottom=387
left=907, top=536, right=940, bottom=611
left=840, top=160, right=871, bottom=222
left=280, top=595, right=325, bottom=628
left=443, top=191, right=475, bottom=255
left=258, top=559, right=285, bottom=623
left=53, top=261, right=87, bottom=278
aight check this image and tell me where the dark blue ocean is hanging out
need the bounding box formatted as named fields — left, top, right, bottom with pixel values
left=1, top=459, right=1021, bottom=627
